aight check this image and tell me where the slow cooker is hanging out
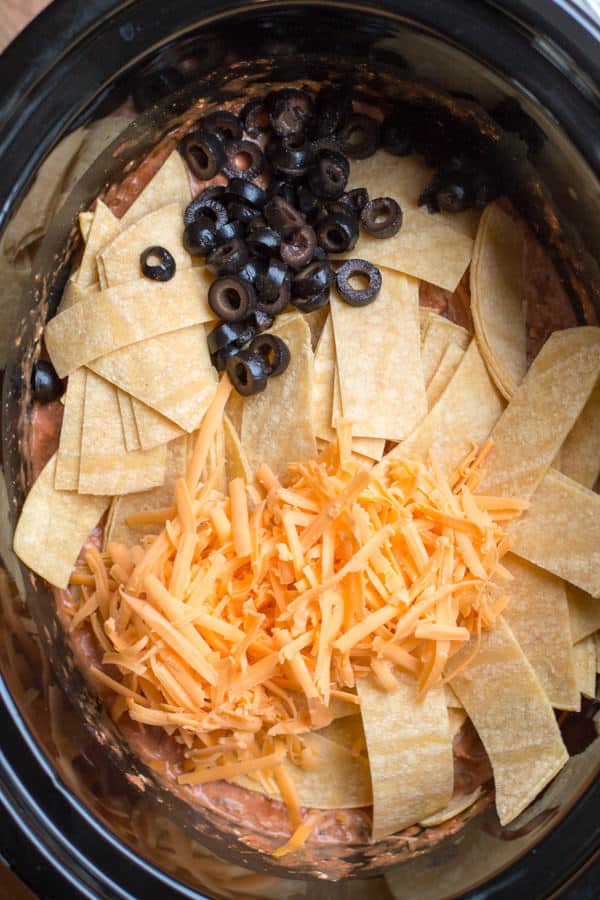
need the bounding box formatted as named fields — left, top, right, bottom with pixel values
left=0, top=1, right=598, bottom=897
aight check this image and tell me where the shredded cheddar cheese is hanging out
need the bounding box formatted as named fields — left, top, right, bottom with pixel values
left=70, top=377, right=526, bottom=854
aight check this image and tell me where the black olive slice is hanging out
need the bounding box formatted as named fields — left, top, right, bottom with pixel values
left=208, top=276, right=256, bottom=322
left=227, top=350, right=268, bottom=397
left=183, top=218, right=217, bottom=256
left=292, top=260, right=335, bottom=298
left=226, top=200, right=260, bottom=225
left=266, top=134, right=311, bottom=178
left=296, top=185, right=321, bottom=220
left=256, top=271, right=291, bottom=316
left=381, top=118, right=412, bottom=156
left=238, top=257, right=261, bottom=286
left=207, top=320, right=256, bottom=355
left=207, top=239, right=249, bottom=276
left=181, top=130, right=225, bottom=180
left=215, top=220, right=245, bottom=245
left=247, top=214, right=268, bottom=233
left=306, top=150, right=349, bottom=200
left=338, top=188, right=369, bottom=216
left=223, top=178, right=266, bottom=211
left=316, top=213, right=358, bottom=254
left=185, top=196, right=228, bottom=228
left=263, top=195, right=305, bottom=233
left=241, top=98, right=270, bottom=139
left=337, top=113, right=380, bottom=159
left=291, top=287, right=331, bottom=313
left=246, top=227, right=281, bottom=258
left=336, top=259, right=382, bottom=306
left=255, top=257, right=288, bottom=302
left=435, top=182, right=472, bottom=213
left=314, top=85, right=353, bottom=137
left=223, top=140, right=265, bottom=180
left=265, top=179, right=297, bottom=207
left=252, top=309, right=275, bottom=332
left=360, top=197, right=403, bottom=238
left=249, top=333, right=291, bottom=377
left=195, top=184, right=226, bottom=206
left=185, top=191, right=223, bottom=225
left=268, top=88, right=314, bottom=138
left=280, top=225, right=317, bottom=270
left=140, top=245, right=176, bottom=281
left=200, top=110, right=243, bottom=143
left=31, top=360, right=65, bottom=404
left=211, top=343, right=240, bottom=373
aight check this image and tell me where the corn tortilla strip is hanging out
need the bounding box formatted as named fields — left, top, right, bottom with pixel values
left=98, top=203, right=191, bottom=288
left=329, top=696, right=360, bottom=719
left=78, top=372, right=167, bottom=495
left=357, top=673, right=453, bottom=839
left=420, top=306, right=435, bottom=340
left=105, top=435, right=189, bottom=546
left=332, top=373, right=385, bottom=460
left=45, top=268, right=215, bottom=377
left=242, top=316, right=316, bottom=478
left=381, top=340, right=504, bottom=477
left=477, top=327, right=600, bottom=500
left=418, top=787, right=482, bottom=828
left=471, top=204, right=526, bottom=400
left=567, top=585, right=600, bottom=643
left=13, top=454, right=109, bottom=590
left=223, top=415, right=252, bottom=483
left=560, top=379, right=600, bottom=489
left=337, top=153, right=477, bottom=291
left=512, top=469, right=600, bottom=598
left=117, top=391, right=141, bottom=452
left=120, top=150, right=191, bottom=227
left=90, top=325, right=217, bottom=431
left=132, top=398, right=185, bottom=450
left=426, top=343, right=465, bottom=410
left=573, top=636, right=596, bottom=699
left=55, top=368, right=87, bottom=490
left=0, top=262, right=30, bottom=367
left=76, top=200, right=121, bottom=288
left=316, top=713, right=365, bottom=749
left=331, top=270, right=426, bottom=441
left=420, top=314, right=470, bottom=386
left=3, top=128, right=85, bottom=260
left=78, top=211, right=94, bottom=243
left=444, top=685, right=464, bottom=709
left=448, top=707, right=467, bottom=739
left=502, top=556, right=579, bottom=710
left=450, top=617, right=568, bottom=826
left=236, top=732, right=372, bottom=809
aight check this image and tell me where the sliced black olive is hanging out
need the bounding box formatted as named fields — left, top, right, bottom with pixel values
left=195, top=185, right=226, bottom=206
left=246, top=214, right=267, bottom=233
left=226, top=200, right=261, bottom=225
left=312, top=246, right=328, bottom=261
left=292, top=260, right=335, bottom=298
left=339, top=187, right=369, bottom=215
left=310, top=136, right=344, bottom=160
left=252, top=309, right=275, bottom=332
left=268, top=88, right=314, bottom=138
left=337, top=113, right=380, bottom=159
left=238, top=257, right=261, bottom=286
left=291, top=287, right=330, bottom=313
left=280, top=225, right=317, bottom=270
left=266, top=133, right=311, bottom=178
left=31, top=360, right=65, bottom=404
left=132, top=67, right=186, bottom=112
left=207, top=320, right=256, bottom=355
left=314, top=85, right=353, bottom=137
left=307, top=150, right=349, bottom=200
left=360, top=197, right=403, bottom=238
left=263, top=196, right=305, bottom=233
left=223, top=178, right=266, bottom=211
left=265, top=178, right=297, bottom=208
left=183, top=218, right=217, bottom=256
left=381, top=118, right=412, bottom=156
left=296, top=185, right=321, bottom=220
left=249, top=333, right=291, bottom=377
left=215, top=220, right=246, bottom=245
left=211, top=343, right=240, bottom=373
left=140, top=245, right=176, bottom=281
left=256, top=271, right=291, bottom=316
left=241, top=98, right=270, bottom=139
left=223, top=140, right=265, bottom=180
left=208, top=276, right=256, bottom=322
left=491, top=97, right=545, bottom=157
left=200, top=110, right=242, bottom=143
left=207, top=239, right=249, bottom=276
left=255, top=257, right=289, bottom=303
left=181, top=130, right=225, bottom=180
left=246, top=227, right=281, bottom=258
left=316, top=212, right=358, bottom=254
left=227, top=349, right=268, bottom=397
left=435, top=182, right=472, bottom=213
left=336, top=259, right=382, bottom=306
left=185, top=196, right=228, bottom=228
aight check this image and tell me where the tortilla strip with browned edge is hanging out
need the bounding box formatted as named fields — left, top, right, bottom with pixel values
left=331, top=270, right=426, bottom=442
left=133, top=398, right=185, bottom=450
left=477, top=327, right=600, bottom=500
left=338, top=153, right=478, bottom=291
left=241, top=315, right=317, bottom=479
left=78, top=371, right=167, bottom=496
left=512, top=469, right=600, bottom=598
left=76, top=200, right=121, bottom=289
left=502, top=556, right=579, bottom=710
left=45, top=268, right=215, bottom=377
left=55, top=368, right=87, bottom=490
left=13, top=454, right=109, bottom=590
left=120, top=150, right=191, bottom=227
left=560, top=379, right=600, bottom=489
left=470, top=203, right=526, bottom=400
left=420, top=314, right=470, bottom=387
left=450, top=617, right=568, bottom=826
left=573, top=636, right=596, bottom=699
left=379, top=340, right=505, bottom=477
left=567, top=585, right=600, bottom=643
left=357, top=673, right=453, bottom=839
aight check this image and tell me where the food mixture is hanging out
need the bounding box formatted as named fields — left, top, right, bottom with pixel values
left=9, top=85, right=600, bottom=860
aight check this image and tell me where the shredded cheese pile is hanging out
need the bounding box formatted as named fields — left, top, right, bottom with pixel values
left=69, top=374, right=527, bottom=852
